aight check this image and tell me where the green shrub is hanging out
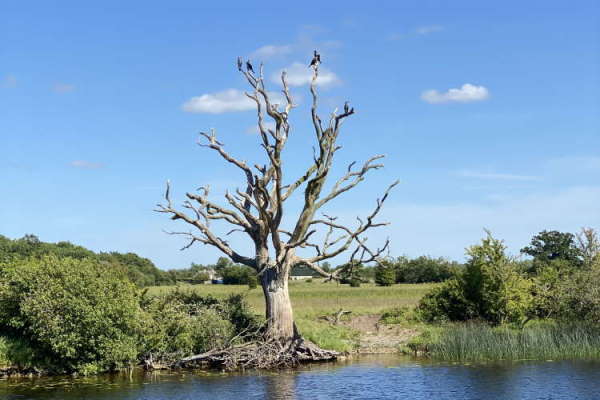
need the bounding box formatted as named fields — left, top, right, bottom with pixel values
left=0, top=255, right=142, bottom=373
left=349, top=278, right=361, bottom=287
left=417, top=278, right=474, bottom=323
left=418, top=232, right=533, bottom=325
left=247, top=274, right=258, bottom=289
left=374, top=262, right=396, bottom=286
left=138, top=290, right=261, bottom=362
left=0, top=336, right=38, bottom=369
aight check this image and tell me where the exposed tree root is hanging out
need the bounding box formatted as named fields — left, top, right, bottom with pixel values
left=172, top=338, right=339, bottom=371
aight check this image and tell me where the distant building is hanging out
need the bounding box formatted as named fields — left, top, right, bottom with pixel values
left=290, top=265, right=319, bottom=280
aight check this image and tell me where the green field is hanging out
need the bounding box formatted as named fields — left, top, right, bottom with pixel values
left=147, top=280, right=435, bottom=318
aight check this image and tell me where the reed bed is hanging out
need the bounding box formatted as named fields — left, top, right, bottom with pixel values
left=427, top=322, right=600, bottom=361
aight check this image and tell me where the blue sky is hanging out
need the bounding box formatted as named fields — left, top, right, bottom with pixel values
left=1, top=0, right=599, bottom=269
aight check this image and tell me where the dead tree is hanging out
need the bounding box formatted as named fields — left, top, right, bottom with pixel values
left=157, top=56, right=397, bottom=364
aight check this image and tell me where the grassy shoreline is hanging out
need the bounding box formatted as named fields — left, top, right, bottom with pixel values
left=405, top=321, right=600, bottom=362
left=4, top=281, right=600, bottom=377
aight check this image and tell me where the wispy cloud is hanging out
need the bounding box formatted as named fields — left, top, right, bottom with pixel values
left=250, top=44, right=292, bottom=59
left=53, top=83, right=76, bottom=93
left=245, top=122, right=276, bottom=135
left=388, top=25, right=444, bottom=40
left=421, top=83, right=490, bottom=104
left=182, top=89, right=285, bottom=114
left=1, top=74, right=17, bottom=88
left=70, top=160, right=104, bottom=169
left=182, top=89, right=253, bottom=113
left=456, top=169, right=541, bottom=182
left=415, top=25, right=444, bottom=35
left=273, top=62, right=341, bottom=88
left=546, top=156, right=600, bottom=172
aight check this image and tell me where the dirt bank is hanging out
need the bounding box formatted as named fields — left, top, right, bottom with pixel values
left=340, top=315, right=418, bottom=354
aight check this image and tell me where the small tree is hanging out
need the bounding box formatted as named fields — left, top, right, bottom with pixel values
left=157, top=55, right=396, bottom=362
left=374, top=261, right=396, bottom=286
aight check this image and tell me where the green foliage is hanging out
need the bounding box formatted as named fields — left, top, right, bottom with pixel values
left=0, top=336, right=38, bottom=369
left=395, top=256, right=459, bottom=284
left=139, top=294, right=234, bottom=361
left=0, top=234, right=171, bottom=287
left=337, top=263, right=367, bottom=285
left=417, top=278, right=474, bottom=323
left=0, top=255, right=142, bottom=373
left=380, top=306, right=420, bottom=325
left=247, top=274, right=258, bottom=289
left=521, top=230, right=582, bottom=272
left=374, top=261, right=396, bottom=286
left=295, top=319, right=358, bottom=352
left=418, top=232, right=532, bottom=325
left=554, top=265, right=600, bottom=323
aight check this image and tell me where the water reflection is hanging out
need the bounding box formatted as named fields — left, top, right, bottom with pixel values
left=2, top=356, right=600, bottom=400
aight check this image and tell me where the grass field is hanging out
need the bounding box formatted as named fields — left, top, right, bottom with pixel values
left=147, top=280, right=436, bottom=352
left=147, top=280, right=436, bottom=319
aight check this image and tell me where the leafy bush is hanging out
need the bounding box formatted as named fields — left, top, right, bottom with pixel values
left=374, top=262, right=396, bottom=286
left=138, top=290, right=261, bottom=362
left=0, top=255, right=143, bottom=373
left=555, top=265, right=600, bottom=323
left=349, top=278, right=361, bottom=287
left=418, top=233, right=532, bottom=325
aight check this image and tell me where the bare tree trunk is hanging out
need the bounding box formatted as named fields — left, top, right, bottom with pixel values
left=261, top=266, right=295, bottom=342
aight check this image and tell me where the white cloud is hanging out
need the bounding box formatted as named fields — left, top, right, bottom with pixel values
left=251, top=44, right=292, bottom=59
left=421, top=83, right=490, bottom=104
left=456, top=170, right=540, bottom=182
left=1, top=74, right=17, bottom=88
left=182, top=89, right=285, bottom=114
left=274, top=62, right=341, bottom=88
left=415, top=25, right=444, bottom=35
left=245, top=122, right=276, bottom=135
left=70, top=160, right=103, bottom=169
left=53, top=83, right=76, bottom=93
left=182, top=89, right=253, bottom=114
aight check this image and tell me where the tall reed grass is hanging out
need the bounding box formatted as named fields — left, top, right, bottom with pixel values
left=426, top=322, right=600, bottom=361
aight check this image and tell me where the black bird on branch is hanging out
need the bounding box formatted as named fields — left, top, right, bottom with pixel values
left=344, top=101, right=349, bottom=114
left=246, top=60, right=254, bottom=73
left=309, top=50, right=321, bottom=67
left=237, top=57, right=243, bottom=71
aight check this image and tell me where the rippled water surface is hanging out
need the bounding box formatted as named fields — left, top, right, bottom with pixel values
left=2, top=356, right=600, bottom=400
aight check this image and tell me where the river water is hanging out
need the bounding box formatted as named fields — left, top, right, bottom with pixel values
left=2, top=356, right=599, bottom=400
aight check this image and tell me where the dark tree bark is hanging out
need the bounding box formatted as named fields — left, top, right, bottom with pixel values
left=157, top=57, right=397, bottom=348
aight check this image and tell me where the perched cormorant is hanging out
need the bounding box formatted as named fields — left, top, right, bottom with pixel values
left=344, top=101, right=349, bottom=114
left=246, top=60, right=254, bottom=73
left=237, top=57, right=243, bottom=71
left=309, top=50, right=321, bottom=67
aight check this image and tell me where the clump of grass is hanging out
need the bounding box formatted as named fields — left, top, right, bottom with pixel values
left=424, top=321, right=600, bottom=361
left=380, top=306, right=420, bottom=325
left=295, top=319, right=359, bottom=353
